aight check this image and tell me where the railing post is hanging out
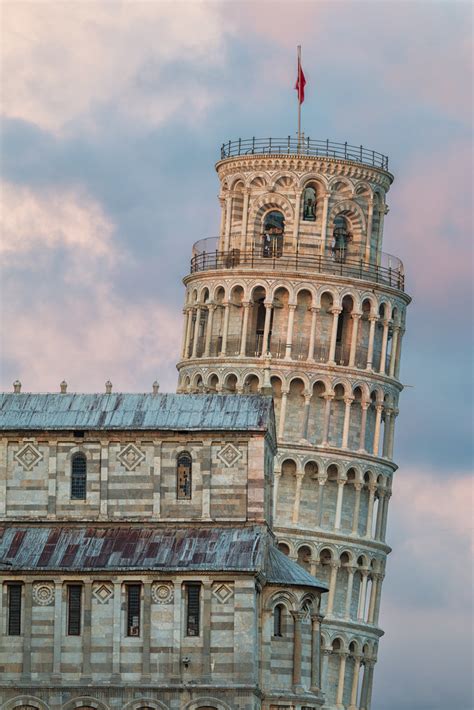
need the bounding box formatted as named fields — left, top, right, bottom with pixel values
left=326, top=138, right=329, bottom=156
left=344, top=141, right=347, bottom=159
left=269, top=137, right=272, bottom=152
left=359, top=259, right=363, bottom=279
left=306, top=136, right=310, bottom=153
left=288, top=135, right=291, bottom=153
left=221, top=143, right=225, bottom=158
left=228, top=140, right=231, bottom=156
left=372, top=150, right=375, bottom=166
left=360, top=145, right=363, bottom=161
left=252, top=136, right=255, bottom=154
left=238, top=137, right=241, bottom=155
left=215, top=250, right=218, bottom=270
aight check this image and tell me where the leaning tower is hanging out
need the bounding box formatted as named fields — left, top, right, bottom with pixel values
left=176, top=136, right=410, bottom=709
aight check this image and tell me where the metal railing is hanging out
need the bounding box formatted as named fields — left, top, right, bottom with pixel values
left=190, top=243, right=405, bottom=291
left=219, top=137, right=389, bottom=170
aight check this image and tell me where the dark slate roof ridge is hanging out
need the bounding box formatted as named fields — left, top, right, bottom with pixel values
left=264, top=545, right=329, bottom=591
left=0, top=392, right=274, bottom=432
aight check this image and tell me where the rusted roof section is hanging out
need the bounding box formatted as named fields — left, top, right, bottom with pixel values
left=0, top=525, right=326, bottom=592
left=0, top=526, right=264, bottom=572
left=265, top=545, right=328, bottom=592
left=0, top=393, right=274, bottom=434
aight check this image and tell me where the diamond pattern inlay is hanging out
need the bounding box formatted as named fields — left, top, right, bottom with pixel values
left=212, top=582, right=234, bottom=604
left=14, top=442, right=43, bottom=471
left=92, top=582, right=113, bottom=604
left=217, top=443, right=242, bottom=468
left=117, top=443, right=145, bottom=471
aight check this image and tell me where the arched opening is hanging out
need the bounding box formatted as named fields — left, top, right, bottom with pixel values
left=270, top=287, right=290, bottom=358
left=302, top=183, right=317, bottom=221
left=227, top=285, right=244, bottom=356
left=270, top=376, right=283, bottom=427
left=317, top=291, right=334, bottom=361
left=71, top=453, right=87, bottom=500
left=243, top=373, right=260, bottom=394
left=297, top=545, right=312, bottom=571
left=249, top=286, right=267, bottom=357
left=209, top=287, right=225, bottom=357
left=321, top=464, right=338, bottom=528
left=285, top=378, right=305, bottom=440
left=222, top=373, right=238, bottom=394
left=273, top=603, right=284, bottom=636
left=308, top=380, right=326, bottom=445
left=278, top=542, right=290, bottom=556
left=208, top=374, right=219, bottom=392
left=177, top=452, right=192, bottom=499
left=335, top=295, right=354, bottom=365
left=299, top=460, right=318, bottom=527
left=262, top=210, right=284, bottom=258
left=329, top=383, right=346, bottom=447
left=332, top=215, right=352, bottom=263
left=276, top=459, right=297, bottom=525
left=293, top=289, right=313, bottom=359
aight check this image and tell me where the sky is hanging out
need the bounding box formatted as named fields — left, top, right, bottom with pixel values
left=0, top=1, right=472, bottom=707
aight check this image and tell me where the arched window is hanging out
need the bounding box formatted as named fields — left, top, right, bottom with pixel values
left=262, top=210, right=284, bottom=258
left=273, top=603, right=284, bottom=636
left=71, top=453, right=87, bottom=500
left=177, top=452, right=192, bottom=499
left=302, top=185, right=317, bottom=221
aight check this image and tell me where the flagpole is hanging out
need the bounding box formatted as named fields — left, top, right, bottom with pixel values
left=297, top=45, right=301, bottom=149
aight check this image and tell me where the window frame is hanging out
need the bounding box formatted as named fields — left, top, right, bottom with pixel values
left=67, top=584, right=82, bottom=636
left=273, top=603, right=284, bottom=637
left=176, top=451, right=192, bottom=500
left=185, top=582, right=201, bottom=637
left=126, top=583, right=142, bottom=637
left=70, top=452, right=87, bottom=500
left=7, top=583, right=22, bottom=636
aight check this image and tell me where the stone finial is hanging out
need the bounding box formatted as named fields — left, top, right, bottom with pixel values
left=105, top=380, right=113, bottom=394
left=152, top=381, right=160, bottom=394
left=13, top=380, right=21, bottom=393
left=60, top=380, right=67, bottom=394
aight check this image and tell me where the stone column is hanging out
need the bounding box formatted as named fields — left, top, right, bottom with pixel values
left=336, top=652, right=348, bottom=707
left=292, top=472, right=304, bottom=524
left=366, top=315, right=378, bottom=370
left=291, top=610, right=305, bottom=690
left=344, top=566, right=357, bottom=619
left=181, top=308, right=190, bottom=358
left=52, top=580, right=62, bottom=678
left=374, top=574, right=385, bottom=624
left=372, top=404, right=384, bottom=456
left=328, top=308, right=342, bottom=364
left=262, top=301, right=273, bottom=356
left=307, top=306, right=319, bottom=361
left=278, top=389, right=288, bottom=440
left=334, top=477, right=346, bottom=530
left=352, top=483, right=362, bottom=535
left=321, top=393, right=334, bottom=447
left=382, top=409, right=392, bottom=457
left=374, top=489, right=386, bottom=539
left=349, top=655, right=362, bottom=710
left=204, top=304, right=215, bottom=357
left=316, top=475, right=327, bottom=527
left=366, top=660, right=376, bottom=709
left=273, top=468, right=281, bottom=520
left=220, top=301, right=230, bottom=356
left=223, top=195, right=232, bottom=251
left=293, top=192, right=302, bottom=250
left=240, top=189, right=250, bottom=251
left=364, top=199, right=374, bottom=261
left=112, top=581, right=122, bottom=678
left=202, top=581, right=212, bottom=680
left=326, top=561, right=339, bottom=616
left=379, top=318, right=390, bottom=374
left=367, top=575, right=378, bottom=624
left=82, top=580, right=92, bottom=678
left=357, top=571, right=369, bottom=621
left=191, top=305, right=202, bottom=358
left=239, top=301, right=251, bottom=356
left=301, top=393, right=312, bottom=440
left=342, top=397, right=353, bottom=448
left=360, top=660, right=375, bottom=710
left=381, top=492, right=391, bottom=541
left=349, top=312, right=361, bottom=367
left=284, top=303, right=297, bottom=359
left=395, top=327, right=405, bottom=379
left=388, top=409, right=398, bottom=459
left=389, top=325, right=400, bottom=377
left=365, top=484, right=377, bottom=538
left=358, top=402, right=370, bottom=452
left=21, top=581, right=32, bottom=679
left=320, top=192, right=330, bottom=255
left=184, top=307, right=194, bottom=358
left=310, top=613, right=324, bottom=691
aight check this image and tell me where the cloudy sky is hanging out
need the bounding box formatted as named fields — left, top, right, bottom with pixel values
left=0, top=1, right=472, bottom=707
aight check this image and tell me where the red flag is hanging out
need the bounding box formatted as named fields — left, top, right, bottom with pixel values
left=295, top=55, right=306, bottom=104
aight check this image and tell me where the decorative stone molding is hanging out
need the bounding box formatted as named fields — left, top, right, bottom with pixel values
left=32, top=581, right=54, bottom=606
left=14, top=442, right=43, bottom=471
left=117, top=443, right=145, bottom=471
left=151, top=582, right=174, bottom=605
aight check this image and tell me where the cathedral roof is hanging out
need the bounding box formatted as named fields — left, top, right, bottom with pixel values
left=0, top=524, right=327, bottom=591
left=0, top=393, right=274, bottom=434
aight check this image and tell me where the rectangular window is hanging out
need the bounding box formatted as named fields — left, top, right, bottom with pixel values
left=126, top=584, right=141, bottom=636
left=67, top=584, right=82, bottom=635
left=7, top=584, right=22, bottom=635
left=185, top=583, right=201, bottom=636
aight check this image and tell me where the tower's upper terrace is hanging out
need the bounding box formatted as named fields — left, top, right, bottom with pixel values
left=188, top=137, right=405, bottom=292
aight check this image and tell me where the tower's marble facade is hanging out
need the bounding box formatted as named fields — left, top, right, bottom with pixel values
left=177, top=137, right=410, bottom=709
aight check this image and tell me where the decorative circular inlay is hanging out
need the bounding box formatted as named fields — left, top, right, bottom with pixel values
left=32, top=582, right=54, bottom=606
left=151, top=582, right=174, bottom=604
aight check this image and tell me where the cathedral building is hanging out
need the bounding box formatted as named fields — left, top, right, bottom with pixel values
left=0, top=134, right=409, bottom=710
left=177, top=136, right=410, bottom=708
